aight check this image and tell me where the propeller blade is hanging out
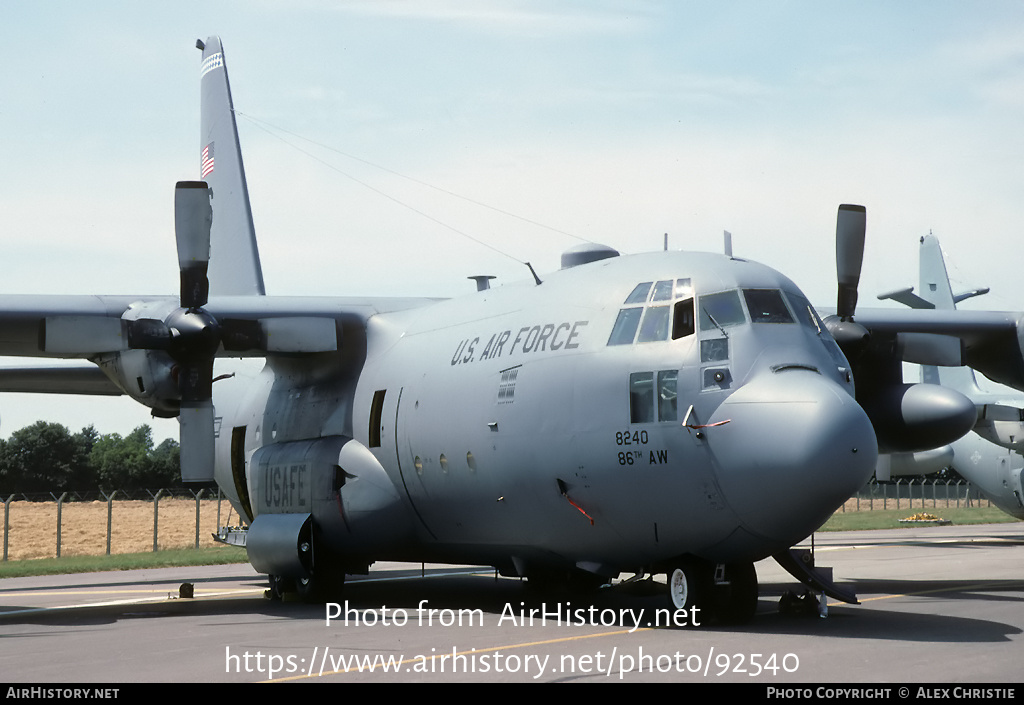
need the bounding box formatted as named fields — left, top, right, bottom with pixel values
left=179, top=399, right=216, bottom=482
left=175, top=181, right=213, bottom=309
left=836, top=204, right=866, bottom=320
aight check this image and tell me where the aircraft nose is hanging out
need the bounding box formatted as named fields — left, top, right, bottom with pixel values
left=703, top=369, right=877, bottom=545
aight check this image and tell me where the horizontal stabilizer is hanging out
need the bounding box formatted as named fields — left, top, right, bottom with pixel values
left=877, top=287, right=934, bottom=310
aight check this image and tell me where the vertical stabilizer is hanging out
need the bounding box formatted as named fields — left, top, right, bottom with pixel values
left=918, top=235, right=983, bottom=395
left=198, top=37, right=266, bottom=297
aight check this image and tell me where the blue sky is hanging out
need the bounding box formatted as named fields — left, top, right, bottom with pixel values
left=2, top=1, right=1024, bottom=439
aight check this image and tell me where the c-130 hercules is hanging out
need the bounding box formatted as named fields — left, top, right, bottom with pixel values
left=5, top=37, right=1020, bottom=622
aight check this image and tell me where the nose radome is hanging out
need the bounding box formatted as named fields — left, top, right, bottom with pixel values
left=704, top=369, right=877, bottom=545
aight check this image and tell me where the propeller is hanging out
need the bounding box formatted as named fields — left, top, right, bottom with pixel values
left=828, top=204, right=870, bottom=356
left=120, top=181, right=343, bottom=481
left=125, top=181, right=220, bottom=481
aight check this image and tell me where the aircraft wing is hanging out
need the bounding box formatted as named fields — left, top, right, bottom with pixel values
left=847, top=307, right=1024, bottom=391
left=0, top=294, right=146, bottom=358
left=0, top=293, right=436, bottom=359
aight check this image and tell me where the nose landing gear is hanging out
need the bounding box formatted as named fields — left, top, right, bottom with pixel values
left=666, top=557, right=758, bottom=625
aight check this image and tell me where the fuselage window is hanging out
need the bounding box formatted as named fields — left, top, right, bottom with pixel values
left=658, top=370, right=678, bottom=421
left=701, top=338, right=729, bottom=363
left=629, top=372, right=656, bottom=423
left=743, top=289, right=794, bottom=323
left=368, top=389, right=386, bottom=448
left=698, top=290, right=746, bottom=331
left=630, top=370, right=679, bottom=423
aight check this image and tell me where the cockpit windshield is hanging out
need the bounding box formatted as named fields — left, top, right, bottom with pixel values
left=698, top=290, right=746, bottom=331
left=609, top=282, right=800, bottom=347
left=742, top=289, right=795, bottom=324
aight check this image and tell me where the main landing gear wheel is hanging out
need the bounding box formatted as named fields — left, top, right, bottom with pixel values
left=267, top=574, right=290, bottom=601
left=295, top=570, right=346, bottom=603
left=712, top=562, right=758, bottom=625
left=666, top=559, right=758, bottom=625
left=667, top=559, right=710, bottom=617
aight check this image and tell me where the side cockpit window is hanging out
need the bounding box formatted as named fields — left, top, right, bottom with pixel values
left=608, top=278, right=694, bottom=346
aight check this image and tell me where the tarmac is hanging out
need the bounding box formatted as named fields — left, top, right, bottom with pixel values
left=1, top=522, right=1022, bottom=684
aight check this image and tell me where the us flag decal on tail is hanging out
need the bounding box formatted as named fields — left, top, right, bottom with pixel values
left=201, top=143, right=215, bottom=178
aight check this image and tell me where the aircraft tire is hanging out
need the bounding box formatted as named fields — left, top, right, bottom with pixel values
left=713, top=562, right=758, bottom=625
left=267, top=574, right=291, bottom=600
left=667, top=558, right=710, bottom=616
left=295, top=571, right=345, bottom=604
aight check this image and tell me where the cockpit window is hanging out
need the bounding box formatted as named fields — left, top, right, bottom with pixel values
left=784, top=291, right=823, bottom=330
left=698, top=290, right=746, bottom=331
left=637, top=306, right=670, bottom=342
left=743, top=289, right=794, bottom=324
left=672, top=298, right=695, bottom=340
left=651, top=280, right=674, bottom=302
left=609, top=279, right=697, bottom=346
left=608, top=307, right=643, bottom=345
left=625, top=282, right=652, bottom=304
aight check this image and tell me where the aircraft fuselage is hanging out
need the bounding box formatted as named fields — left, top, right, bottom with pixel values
left=213, top=249, right=877, bottom=582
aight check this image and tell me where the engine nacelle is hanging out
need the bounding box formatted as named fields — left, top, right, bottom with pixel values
left=863, top=383, right=977, bottom=454
left=876, top=446, right=954, bottom=481
left=95, top=348, right=180, bottom=416
left=247, top=512, right=313, bottom=579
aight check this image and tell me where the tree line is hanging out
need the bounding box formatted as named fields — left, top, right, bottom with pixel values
left=0, top=421, right=184, bottom=495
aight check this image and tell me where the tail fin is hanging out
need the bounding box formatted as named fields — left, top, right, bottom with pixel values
left=918, top=234, right=984, bottom=395
left=198, top=36, right=266, bottom=297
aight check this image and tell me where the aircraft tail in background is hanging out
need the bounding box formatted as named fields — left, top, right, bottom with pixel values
left=198, top=36, right=266, bottom=297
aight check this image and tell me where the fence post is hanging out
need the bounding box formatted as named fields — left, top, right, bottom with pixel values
left=102, top=490, right=117, bottom=555
left=54, top=492, right=68, bottom=558
left=192, top=488, right=205, bottom=548
left=3, top=495, right=14, bottom=561
left=149, top=489, right=165, bottom=552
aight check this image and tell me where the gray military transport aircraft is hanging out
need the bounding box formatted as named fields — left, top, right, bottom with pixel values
left=877, top=235, right=1024, bottom=519
left=2, top=37, right=1022, bottom=622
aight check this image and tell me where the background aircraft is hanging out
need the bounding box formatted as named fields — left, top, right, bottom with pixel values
left=1, top=37, right=1022, bottom=622
left=877, top=235, right=1024, bottom=519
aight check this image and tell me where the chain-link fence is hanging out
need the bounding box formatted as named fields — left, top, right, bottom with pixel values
left=1, top=489, right=245, bottom=561
left=836, top=478, right=991, bottom=513
left=1, top=479, right=998, bottom=561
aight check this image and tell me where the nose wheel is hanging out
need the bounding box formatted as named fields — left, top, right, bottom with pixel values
left=666, top=559, right=758, bottom=624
